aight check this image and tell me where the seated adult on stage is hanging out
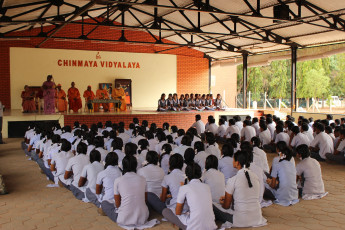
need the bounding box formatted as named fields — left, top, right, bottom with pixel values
left=157, top=93, right=168, bottom=111
left=68, top=82, right=82, bottom=113
left=55, top=84, right=68, bottom=113
left=83, top=85, right=95, bottom=112
left=112, top=83, right=127, bottom=111
left=95, top=85, right=109, bottom=112
left=21, top=85, right=36, bottom=113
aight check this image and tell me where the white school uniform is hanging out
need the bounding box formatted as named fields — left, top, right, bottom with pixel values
left=87, top=145, right=95, bottom=155
left=155, top=141, right=167, bottom=155
left=309, top=132, right=334, bottom=159
left=296, top=157, right=326, bottom=200
left=249, top=163, right=265, bottom=203
left=275, top=132, right=290, bottom=145
left=114, top=149, right=125, bottom=167
left=191, top=120, right=205, bottom=135
left=176, top=179, right=217, bottom=230
left=235, top=121, right=243, bottom=131
left=137, top=164, right=165, bottom=197
left=194, top=151, right=208, bottom=172
left=259, top=129, right=271, bottom=146
left=303, top=131, right=314, bottom=143
left=225, top=125, right=240, bottom=138
left=267, top=123, right=276, bottom=140
left=160, top=154, right=170, bottom=175
left=241, top=126, right=256, bottom=142
left=224, top=169, right=267, bottom=228
left=95, top=147, right=109, bottom=163
left=252, top=122, right=260, bottom=136
left=174, top=136, right=183, bottom=146
left=105, top=138, right=114, bottom=152
left=337, top=139, right=345, bottom=153
left=96, top=165, right=122, bottom=201
left=191, top=136, right=201, bottom=148
left=118, top=132, right=130, bottom=144
left=148, top=139, right=158, bottom=151
left=202, top=169, right=225, bottom=204
left=61, top=132, right=73, bottom=142
left=217, top=124, right=227, bottom=137
left=65, top=154, right=90, bottom=188
left=218, top=156, right=238, bottom=182
left=80, top=161, right=104, bottom=193
left=291, top=133, right=310, bottom=148
left=136, top=149, right=148, bottom=168
left=205, top=144, right=221, bottom=159
left=161, top=169, right=186, bottom=208
left=51, top=150, right=74, bottom=183
left=206, top=123, right=218, bottom=135
left=270, top=160, right=299, bottom=206
left=173, top=144, right=190, bottom=157
left=45, top=143, right=61, bottom=168
left=253, top=147, right=269, bottom=173
left=130, top=135, right=145, bottom=146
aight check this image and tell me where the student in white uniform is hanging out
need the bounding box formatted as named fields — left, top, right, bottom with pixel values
left=79, top=150, right=104, bottom=203
left=251, top=137, right=269, bottom=174
left=155, top=132, right=167, bottom=155
left=96, top=152, right=122, bottom=208
left=309, top=123, right=334, bottom=161
left=193, top=141, right=208, bottom=172
left=160, top=144, right=172, bottom=175
left=301, top=123, right=314, bottom=143
left=173, top=136, right=191, bottom=157
left=205, top=133, right=221, bottom=159
left=94, top=136, right=109, bottom=163
left=241, top=120, right=256, bottom=142
left=326, top=129, right=345, bottom=164
left=216, top=118, right=227, bottom=140
left=111, top=137, right=125, bottom=166
left=64, top=142, right=90, bottom=196
left=191, top=114, right=205, bottom=136
left=117, top=127, right=130, bottom=144
left=266, top=117, right=275, bottom=140
left=275, top=125, right=290, bottom=146
left=296, top=145, right=328, bottom=200
left=252, top=117, right=260, bottom=136
left=205, top=118, right=218, bottom=135
left=218, top=143, right=237, bottom=182
left=174, top=129, right=185, bottom=147
left=259, top=123, right=272, bottom=149
left=290, top=126, right=310, bottom=150
left=175, top=163, right=217, bottom=230
left=234, top=115, right=243, bottom=131
left=224, top=119, right=240, bottom=139
left=267, top=147, right=299, bottom=206
left=216, top=150, right=267, bottom=228
left=146, top=131, right=158, bottom=151
left=203, top=155, right=225, bottom=204
left=101, top=155, right=158, bottom=229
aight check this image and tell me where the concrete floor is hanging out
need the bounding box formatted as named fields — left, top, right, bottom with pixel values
left=0, top=138, right=345, bottom=230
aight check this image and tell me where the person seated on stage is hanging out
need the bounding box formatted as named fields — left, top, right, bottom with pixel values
left=180, top=94, right=190, bottom=111
left=204, top=94, right=214, bottom=110
left=194, top=94, right=205, bottom=111
left=83, top=85, right=95, bottom=112
left=189, top=93, right=196, bottom=109
left=157, top=93, right=168, bottom=111
left=167, top=94, right=175, bottom=111
left=95, top=85, right=109, bottom=112
left=200, top=94, right=206, bottom=107
left=214, top=94, right=223, bottom=110
left=67, top=82, right=82, bottom=113
left=55, top=84, right=68, bottom=113
left=112, top=83, right=127, bottom=111
left=21, top=85, right=36, bottom=113
left=172, top=93, right=180, bottom=111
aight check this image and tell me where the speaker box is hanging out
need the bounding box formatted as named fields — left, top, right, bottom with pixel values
left=273, top=5, right=290, bottom=20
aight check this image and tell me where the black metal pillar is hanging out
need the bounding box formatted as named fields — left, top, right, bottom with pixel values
left=242, top=52, right=248, bottom=109
left=291, top=46, right=297, bottom=114
left=208, top=57, right=212, bottom=94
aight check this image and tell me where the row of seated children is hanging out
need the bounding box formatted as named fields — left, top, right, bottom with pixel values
left=157, top=93, right=223, bottom=111
left=22, top=115, right=331, bottom=229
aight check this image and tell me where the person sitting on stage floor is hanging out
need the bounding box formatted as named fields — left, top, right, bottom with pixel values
left=205, top=94, right=215, bottom=110
left=157, top=93, right=168, bottom=111
left=83, top=85, right=95, bottom=112
left=172, top=93, right=180, bottom=111
left=68, top=82, right=82, bottom=113
left=214, top=94, right=223, bottom=110
left=167, top=94, right=175, bottom=111
left=95, top=85, right=109, bottom=112
left=112, top=83, right=127, bottom=111
left=55, top=84, right=68, bottom=113
left=194, top=94, right=205, bottom=111
left=21, top=85, right=36, bottom=113
left=180, top=94, right=190, bottom=111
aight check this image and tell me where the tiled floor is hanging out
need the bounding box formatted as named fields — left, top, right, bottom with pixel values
left=1, top=138, right=345, bottom=230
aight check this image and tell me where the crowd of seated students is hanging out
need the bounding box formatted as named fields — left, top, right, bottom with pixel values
left=21, top=113, right=344, bottom=229
left=157, top=93, right=224, bottom=111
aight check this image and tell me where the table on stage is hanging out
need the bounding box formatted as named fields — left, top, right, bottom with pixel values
left=91, top=99, right=121, bottom=111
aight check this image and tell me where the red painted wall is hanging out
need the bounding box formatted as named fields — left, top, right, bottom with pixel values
left=0, top=19, right=209, bottom=109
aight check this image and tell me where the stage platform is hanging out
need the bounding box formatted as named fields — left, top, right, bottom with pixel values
left=3, top=108, right=262, bottom=138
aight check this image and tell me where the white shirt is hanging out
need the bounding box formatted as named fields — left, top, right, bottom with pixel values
left=259, top=129, right=271, bottom=146
left=253, top=147, right=269, bottom=173
left=192, top=120, right=205, bottom=135
left=226, top=169, right=266, bottom=227
left=206, top=123, right=218, bottom=135
left=118, top=132, right=130, bottom=144
left=275, top=132, right=290, bottom=145
left=267, top=123, right=276, bottom=139
left=177, top=179, right=217, bottom=230
left=155, top=140, right=167, bottom=155
left=241, top=126, right=256, bottom=142
left=218, top=156, right=238, bottom=182
left=252, top=122, right=260, bottom=136
left=309, top=132, right=334, bottom=159
left=337, top=139, right=345, bottom=153
left=161, top=169, right=185, bottom=206
left=205, top=145, right=221, bottom=159
left=148, top=139, right=158, bottom=151
left=65, top=153, right=90, bottom=187
left=225, top=125, right=240, bottom=138
left=51, top=150, right=74, bottom=177
left=80, top=161, right=104, bottom=193
left=95, top=147, right=109, bottom=163
left=173, top=144, right=190, bottom=157
left=194, top=151, right=208, bottom=172
left=235, top=121, right=243, bottom=131
left=296, top=157, right=325, bottom=196
left=44, top=143, right=61, bottom=168
left=217, top=124, right=227, bottom=137
left=160, top=154, right=170, bottom=175
left=114, top=149, right=125, bottom=166
left=291, top=133, right=310, bottom=148
left=303, top=131, right=314, bottom=143
left=96, top=165, right=122, bottom=201
left=202, top=169, right=225, bottom=204
left=137, top=164, right=165, bottom=197
left=114, top=172, right=149, bottom=226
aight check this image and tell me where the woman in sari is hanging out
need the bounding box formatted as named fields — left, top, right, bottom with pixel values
left=42, top=75, right=56, bottom=114
left=21, top=85, right=36, bottom=113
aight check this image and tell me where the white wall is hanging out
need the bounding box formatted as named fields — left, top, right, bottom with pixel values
left=10, top=47, right=177, bottom=109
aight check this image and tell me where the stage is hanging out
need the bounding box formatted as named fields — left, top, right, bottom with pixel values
left=2, top=108, right=263, bottom=138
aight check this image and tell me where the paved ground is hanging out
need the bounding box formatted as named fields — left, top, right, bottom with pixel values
left=0, top=138, right=345, bottom=230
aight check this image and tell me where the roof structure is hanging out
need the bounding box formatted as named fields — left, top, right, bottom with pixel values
left=1, top=0, right=345, bottom=61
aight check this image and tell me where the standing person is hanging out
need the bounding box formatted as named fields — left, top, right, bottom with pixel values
left=83, top=85, right=95, bottom=112
left=0, top=100, right=4, bottom=144
left=21, top=85, right=36, bottom=113
left=67, top=82, right=82, bottom=113
left=95, top=85, right=109, bottom=112
left=55, top=84, right=68, bottom=112
left=112, top=83, right=127, bottom=111
left=42, top=75, right=56, bottom=114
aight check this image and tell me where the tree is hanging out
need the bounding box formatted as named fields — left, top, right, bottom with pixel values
left=299, top=68, right=330, bottom=99
left=268, top=60, right=290, bottom=100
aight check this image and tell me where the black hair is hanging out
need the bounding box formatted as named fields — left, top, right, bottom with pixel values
left=156, top=131, right=167, bottom=142
left=325, top=126, right=333, bottom=134
left=184, top=148, right=195, bottom=165
left=251, top=136, right=261, bottom=148
left=169, top=153, right=184, bottom=171
left=276, top=125, right=284, bottom=133
left=243, top=120, right=251, bottom=126
left=185, top=163, right=202, bottom=181
left=160, top=143, right=172, bottom=165
left=163, top=122, right=170, bottom=130
left=146, top=151, right=159, bottom=165
left=81, top=124, right=88, bottom=131
left=138, top=139, right=149, bottom=154
left=142, top=120, right=148, bottom=128
left=194, top=141, right=205, bottom=152
left=296, top=144, right=310, bottom=159
left=118, top=122, right=125, bottom=128
left=292, top=126, right=300, bottom=135
left=301, top=123, right=309, bottom=132
left=102, top=131, right=109, bottom=139
left=340, top=129, right=345, bottom=136
left=105, top=120, right=112, bottom=128
left=177, top=129, right=185, bottom=137
left=327, top=114, right=333, bottom=120
left=171, top=126, right=178, bottom=133
left=112, top=137, right=123, bottom=150
left=97, top=122, right=103, bottom=129
left=195, top=114, right=201, bottom=120
left=181, top=135, right=192, bottom=146
left=109, top=130, right=116, bottom=139
left=90, top=149, right=101, bottom=163
left=229, top=119, right=235, bottom=126
left=222, top=143, right=234, bottom=157
left=166, top=135, right=174, bottom=144
left=94, top=136, right=104, bottom=148
left=252, top=117, right=258, bottom=123
left=230, top=133, right=240, bottom=143
left=122, top=155, right=137, bottom=174
left=63, top=126, right=72, bottom=133
left=61, top=139, right=72, bottom=152
left=129, top=123, right=135, bottom=130
left=219, top=118, right=225, bottom=125
left=260, top=122, right=267, bottom=130
left=315, top=123, right=325, bottom=132
left=125, top=143, right=138, bottom=156
left=233, top=151, right=252, bottom=188
left=105, top=152, right=119, bottom=169
left=206, top=132, right=216, bottom=145
left=145, top=131, right=154, bottom=140
left=240, top=141, right=253, bottom=159
left=205, top=155, right=218, bottom=170
left=133, top=117, right=139, bottom=124
left=74, top=121, right=80, bottom=128
left=279, top=147, right=293, bottom=162
left=52, top=134, right=61, bottom=144
left=77, top=142, right=87, bottom=154
left=276, top=141, right=288, bottom=153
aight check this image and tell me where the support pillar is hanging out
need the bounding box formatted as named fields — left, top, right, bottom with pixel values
left=291, top=46, right=297, bottom=114
left=242, top=52, right=248, bottom=109
left=208, top=57, right=212, bottom=94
